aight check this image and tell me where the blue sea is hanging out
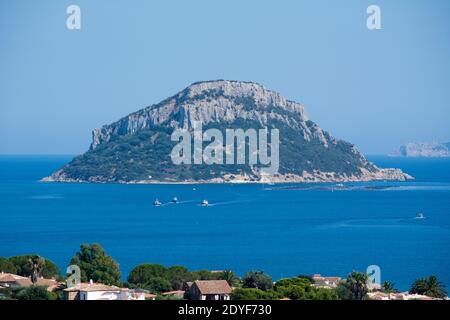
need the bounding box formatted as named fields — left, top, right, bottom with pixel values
left=1, top=155, right=449, bottom=291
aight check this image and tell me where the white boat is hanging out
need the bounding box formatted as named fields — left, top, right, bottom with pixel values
left=336, top=183, right=344, bottom=188
left=201, top=199, right=209, bottom=206
left=415, top=213, right=425, bottom=219
left=172, top=197, right=178, bottom=203
left=153, top=199, right=162, bottom=206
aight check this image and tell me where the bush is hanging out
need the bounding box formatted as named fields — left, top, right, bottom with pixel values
left=311, top=287, right=339, bottom=300
left=16, top=286, right=56, bottom=300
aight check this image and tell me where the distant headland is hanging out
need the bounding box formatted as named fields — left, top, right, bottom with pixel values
left=390, top=142, right=450, bottom=158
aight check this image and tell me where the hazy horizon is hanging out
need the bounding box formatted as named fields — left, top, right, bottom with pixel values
left=1, top=0, right=450, bottom=155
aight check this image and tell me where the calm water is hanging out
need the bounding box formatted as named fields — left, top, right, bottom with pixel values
left=0, top=155, right=449, bottom=291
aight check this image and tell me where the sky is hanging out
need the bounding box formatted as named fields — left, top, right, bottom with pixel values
left=0, top=0, right=449, bottom=155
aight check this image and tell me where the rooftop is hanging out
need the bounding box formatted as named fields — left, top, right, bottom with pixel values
left=0, top=272, right=28, bottom=282
left=162, top=290, right=185, bottom=296
left=0, top=272, right=60, bottom=290
left=64, top=282, right=126, bottom=292
left=193, top=280, right=232, bottom=295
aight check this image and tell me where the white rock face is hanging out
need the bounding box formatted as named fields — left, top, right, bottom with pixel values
left=91, top=80, right=309, bottom=149
left=391, top=142, right=450, bottom=158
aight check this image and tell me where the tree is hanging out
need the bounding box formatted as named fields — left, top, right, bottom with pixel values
left=190, top=269, right=216, bottom=280
left=217, top=270, right=240, bottom=287
left=144, top=277, right=172, bottom=293
left=272, top=277, right=337, bottom=300
left=274, top=278, right=309, bottom=300
left=312, top=287, right=339, bottom=300
left=27, top=256, right=45, bottom=284
left=0, top=257, right=17, bottom=274
left=70, top=243, right=121, bottom=286
left=410, top=275, right=447, bottom=299
left=16, top=286, right=57, bottom=300
left=337, top=272, right=369, bottom=300
left=231, top=288, right=280, bottom=300
left=8, top=255, right=59, bottom=278
left=297, top=274, right=314, bottom=283
left=276, top=284, right=307, bottom=300
left=275, top=277, right=311, bottom=289
left=166, top=266, right=191, bottom=290
left=127, top=264, right=168, bottom=287
left=382, top=280, right=397, bottom=293
left=242, top=271, right=273, bottom=291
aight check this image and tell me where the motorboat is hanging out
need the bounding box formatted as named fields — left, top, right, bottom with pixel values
left=415, top=212, right=425, bottom=219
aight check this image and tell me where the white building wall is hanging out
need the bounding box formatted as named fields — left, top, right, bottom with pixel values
left=84, top=290, right=123, bottom=300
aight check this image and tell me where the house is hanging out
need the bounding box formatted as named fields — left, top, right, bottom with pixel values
left=128, top=288, right=157, bottom=300
left=0, top=272, right=61, bottom=291
left=63, top=280, right=143, bottom=300
left=0, top=272, right=28, bottom=288
left=312, top=274, right=342, bottom=288
left=367, top=291, right=440, bottom=300
left=188, top=280, right=232, bottom=300
left=183, top=281, right=193, bottom=292
left=143, top=292, right=157, bottom=300
left=162, top=290, right=185, bottom=299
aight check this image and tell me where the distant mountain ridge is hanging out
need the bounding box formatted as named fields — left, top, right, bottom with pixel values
left=44, top=80, right=412, bottom=183
left=390, top=142, right=450, bottom=158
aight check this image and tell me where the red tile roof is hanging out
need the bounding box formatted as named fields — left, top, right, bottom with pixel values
left=0, top=273, right=28, bottom=282
left=194, top=280, right=232, bottom=295
left=64, top=282, right=126, bottom=292
left=0, top=273, right=60, bottom=290
left=162, top=290, right=185, bottom=296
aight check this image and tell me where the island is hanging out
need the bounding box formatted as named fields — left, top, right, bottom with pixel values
left=43, top=80, right=413, bottom=184
left=390, top=142, right=450, bottom=158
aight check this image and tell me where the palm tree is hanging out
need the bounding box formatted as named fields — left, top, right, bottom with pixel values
left=343, top=272, right=369, bottom=300
left=410, top=275, right=447, bottom=299
left=219, top=270, right=240, bottom=287
left=27, top=255, right=45, bottom=284
left=382, top=280, right=397, bottom=293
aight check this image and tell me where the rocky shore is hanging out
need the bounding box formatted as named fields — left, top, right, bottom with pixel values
left=42, top=167, right=413, bottom=184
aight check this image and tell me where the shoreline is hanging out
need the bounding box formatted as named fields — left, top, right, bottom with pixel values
left=41, top=168, right=414, bottom=185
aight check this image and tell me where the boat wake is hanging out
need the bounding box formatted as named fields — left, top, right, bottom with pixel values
left=28, top=194, right=64, bottom=200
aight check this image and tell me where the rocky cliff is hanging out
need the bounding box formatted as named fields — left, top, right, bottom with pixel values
left=44, top=80, right=412, bottom=183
